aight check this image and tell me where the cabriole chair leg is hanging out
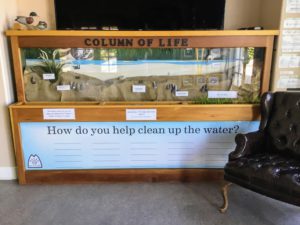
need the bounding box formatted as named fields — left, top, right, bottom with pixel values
left=220, top=182, right=232, bottom=213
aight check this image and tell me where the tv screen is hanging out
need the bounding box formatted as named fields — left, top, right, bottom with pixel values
left=55, top=0, right=226, bottom=30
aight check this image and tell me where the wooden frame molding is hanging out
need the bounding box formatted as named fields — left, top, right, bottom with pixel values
left=6, top=30, right=278, bottom=103
left=24, top=169, right=224, bottom=184
left=9, top=103, right=259, bottom=184
left=6, top=30, right=279, bottom=37
left=10, top=103, right=260, bottom=122
left=17, top=36, right=269, bottom=48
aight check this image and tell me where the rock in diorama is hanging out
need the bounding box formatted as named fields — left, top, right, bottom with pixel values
left=22, top=47, right=264, bottom=103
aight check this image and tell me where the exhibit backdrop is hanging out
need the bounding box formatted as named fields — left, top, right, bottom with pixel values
left=20, top=121, right=259, bottom=170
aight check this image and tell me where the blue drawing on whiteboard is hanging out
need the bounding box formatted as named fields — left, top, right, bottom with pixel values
left=28, top=154, right=43, bottom=168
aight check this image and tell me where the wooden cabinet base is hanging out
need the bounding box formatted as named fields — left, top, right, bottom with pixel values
left=23, top=169, right=224, bottom=184
left=10, top=103, right=255, bottom=184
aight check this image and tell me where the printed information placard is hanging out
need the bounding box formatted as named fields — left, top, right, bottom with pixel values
left=43, top=109, right=76, bottom=120
left=20, top=121, right=259, bottom=170
left=126, top=109, right=157, bottom=121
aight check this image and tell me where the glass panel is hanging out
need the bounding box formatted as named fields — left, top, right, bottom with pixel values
left=21, top=47, right=265, bottom=103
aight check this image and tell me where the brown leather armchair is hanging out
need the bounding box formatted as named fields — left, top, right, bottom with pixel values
left=220, top=92, right=300, bottom=212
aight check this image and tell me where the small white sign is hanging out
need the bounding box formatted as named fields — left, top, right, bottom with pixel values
left=279, top=55, right=300, bottom=68
left=280, top=70, right=294, bottom=76
left=43, top=109, right=76, bottom=120
left=283, top=30, right=300, bottom=35
left=286, top=0, right=300, bottom=13
left=43, top=73, right=55, bottom=80
left=28, top=154, right=42, bottom=168
left=175, top=91, right=189, bottom=97
left=57, top=85, right=71, bottom=91
left=282, top=35, right=300, bottom=52
left=126, top=109, right=157, bottom=121
left=208, top=91, right=238, bottom=99
left=284, top=18, right=300, bottom=28
left=277, top=77, right=300, bottom=89
left=132, top=85, right=146, bottom=93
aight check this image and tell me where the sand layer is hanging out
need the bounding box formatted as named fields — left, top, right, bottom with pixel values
left=24, top=71, right=259, bottom=102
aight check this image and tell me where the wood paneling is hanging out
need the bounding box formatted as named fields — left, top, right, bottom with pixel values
left=261, top=36, right=275, bottom=93
left=10, top=36, right=25, bottom=102
left=18, top=36, right=269, bottom=48
left=10, top=104, right=260, bottom=122
left=9, top=103, right=258, bottom=184
left=9, top=108, right=26, bottom=184
left=24, top=169, right=224, bottom=184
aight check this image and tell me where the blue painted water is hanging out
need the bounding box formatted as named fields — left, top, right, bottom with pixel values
left=27, top=59, right=236, bottom=66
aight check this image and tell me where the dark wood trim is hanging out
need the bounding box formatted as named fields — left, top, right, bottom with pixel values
left=24, top=169, right=224, bottom=184
left=18, top=36, right=269, bottom=48
left=10, top=104, right=260, bottom=122
left=6, top=30, right=280, bottom=37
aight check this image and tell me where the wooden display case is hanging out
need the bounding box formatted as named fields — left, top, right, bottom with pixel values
left=7, top=30, right=278, bottom=184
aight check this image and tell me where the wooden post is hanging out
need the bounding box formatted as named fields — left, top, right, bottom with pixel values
left=261, top=36, right=275, bottom=94
left=10, top=36, right=26, bottom=102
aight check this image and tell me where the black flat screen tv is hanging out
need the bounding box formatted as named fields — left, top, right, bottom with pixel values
left=55, top=0, right=226, bottom=30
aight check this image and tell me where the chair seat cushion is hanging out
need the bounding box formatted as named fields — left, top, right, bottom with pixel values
left=225, top=153, right=300, bottom=198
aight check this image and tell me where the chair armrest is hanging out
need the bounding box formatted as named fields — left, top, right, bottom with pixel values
left=229, top=130, right=265, bottom=161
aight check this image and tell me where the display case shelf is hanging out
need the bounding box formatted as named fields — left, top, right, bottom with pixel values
left=7, top=30, right=278, bottom=104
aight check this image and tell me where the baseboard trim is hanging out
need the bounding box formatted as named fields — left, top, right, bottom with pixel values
left=0, top=167, right=17, bottom=180
left=24, top=169, right=224, bottom=184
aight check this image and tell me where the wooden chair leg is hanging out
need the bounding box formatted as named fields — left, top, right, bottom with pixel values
left=219, top=182, right=232, bottom=213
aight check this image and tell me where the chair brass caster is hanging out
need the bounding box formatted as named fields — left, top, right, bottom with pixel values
left=220, top=182, right=232, bottom=213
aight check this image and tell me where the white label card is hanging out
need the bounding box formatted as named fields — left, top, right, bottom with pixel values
left=284, top=18, right=300, bottom=28
left=208, top=91, right=238, bottom=99
left=175, top=91, right=189, bottom=97
left=287, top=0, right=300, bottom=13
left=277, top=76, right=300, bottom=88
left=43, top=73, right=55, bottom=80
left=57, top=85, right=71, bottom=91
left=280, top=70, right=294, bottom=76
left=282, top=35, right=300, bottom=52
left=43, top=109, right=76, bottom=120
left=132, top=85, right=146, bottom=93
left=279, top=55, right=300, bottom=68
left=283, top=30, right=300, bottom=35
left=126, top=109, right=157, bottom=121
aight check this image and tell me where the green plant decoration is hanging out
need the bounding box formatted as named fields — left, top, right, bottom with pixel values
left=31, top=49, right=66, bottom=83
left=192, top=95, right=260, bottom=104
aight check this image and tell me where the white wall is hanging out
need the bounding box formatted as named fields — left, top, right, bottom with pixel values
left=0, top=0, right=18, bottom=179
left=17, top=0, right=56, bottom=29
left=224, top=0, right=262, bottom=29
left=261, top=0, right=283, bottom=29
left=224, top=0, right=282, bottom=29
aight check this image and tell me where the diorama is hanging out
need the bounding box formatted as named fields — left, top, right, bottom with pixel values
left=22, top=47, right=265, bottom=103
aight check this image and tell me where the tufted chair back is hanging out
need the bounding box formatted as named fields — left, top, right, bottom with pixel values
left=266, top=92, right=300, bottom=157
